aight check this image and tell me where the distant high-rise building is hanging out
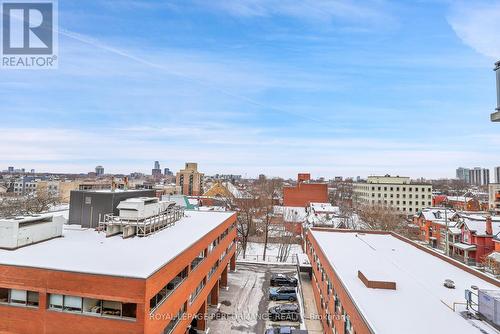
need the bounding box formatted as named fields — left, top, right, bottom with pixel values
left=95, top=165, right=104, bottom=176
left=456, top=167, right=470, bottom=183
left=495, top=167, right=500, bottom=184
left=468, top=167, right=489, bottom=186
left=164, top=168, right=173, bottom=176
left=482, top=168, right=490, bottom=185
left=30, top=169, right=35, bottom=174
left=7, top=166, right=14, bottom=173
left=469, top=168, right=481, bottom=186
left=176, top=162, right=204, bottom=196
left=152, top=161, right=162, bottom=178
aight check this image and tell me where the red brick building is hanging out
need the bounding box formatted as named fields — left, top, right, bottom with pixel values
left=305, top=228, right=500, bottom=334
left=413, top=208, right=459, bottom=249
left=453, top=215, right=500, bottom=264
left=0, top=211, right=237, bottom=334
left=283, top=173, right=328, bottom=207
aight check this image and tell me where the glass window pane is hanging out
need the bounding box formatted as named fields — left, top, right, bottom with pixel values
left=0, top=288, right=8, bottom=303
left=83, top=298, right=101, bottom=314
left=49, top=294, right=63, bottom=309
left=64, top=295, right=82, bottom=312
left=10, top=289, right=27, bottom=304
left=27, top=291, right=39, bottom=307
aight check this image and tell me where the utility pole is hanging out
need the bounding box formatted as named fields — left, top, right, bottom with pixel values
left=491, top=60, right=500, bottom=122
left=445, top=206, right=449, bottom=256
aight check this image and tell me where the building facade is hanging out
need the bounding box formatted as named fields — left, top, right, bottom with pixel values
left=489, top=183, right=500, bottom=214
left=176, top=163, right=204, bottom=196
left=283, top=173, right=328, bottom=207
left=95, top=166, right=104, bottom=176
left=456, top=167, right=470, bottom=183
left=0, top=211, right=237, bottom=334
left=305, top=228, right=500, bottom=334
left=353, top=175, right=432, bottom=214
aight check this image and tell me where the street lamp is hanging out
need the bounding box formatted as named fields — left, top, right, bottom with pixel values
left=491, top=60, right=500, bottom=122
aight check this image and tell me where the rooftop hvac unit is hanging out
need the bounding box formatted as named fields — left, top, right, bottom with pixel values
left=116, top=197, right=175, bottom=220
left=478, top=289, right=500, bottom=327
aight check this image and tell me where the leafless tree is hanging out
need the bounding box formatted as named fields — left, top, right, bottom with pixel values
left=235, top=196, right=259, bottom=259
left=255, top=178, right=283, bottom=261
left=277, top=234, right=295, bottom=262
left=0, top=191, right=60, bottom=218
left=357, top=204, right=413, bottom=236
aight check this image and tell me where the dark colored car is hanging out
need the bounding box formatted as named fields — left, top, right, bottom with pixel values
left=270, top=274, right=298, bottom=287
left=269, top=287, right=297, bottom=301
left=268, top=303, right=301, bottom=322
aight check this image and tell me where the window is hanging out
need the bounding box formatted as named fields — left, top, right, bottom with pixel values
left=49, top=294, right=136, bottom=320
left=191, top=250, right=205, bottom=271
left=63, top=295, right=82, bottom=313
left=190, top=278, right=206, bottom=303
left=150, top=266, right=188, bottom=311
left=0, top=288, right=39, bottom=308
left=162, top=303, right=186, bottom=334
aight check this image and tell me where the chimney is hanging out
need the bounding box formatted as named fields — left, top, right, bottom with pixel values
left=486, top=216, right=493, bottom=235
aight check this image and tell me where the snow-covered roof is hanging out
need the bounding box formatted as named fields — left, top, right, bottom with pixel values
left=274, top=206, right=307, bottom=223
left=0, top=211, right=235, bottom=279
left=452, top=242, right=477, bottom=251
left=309, top=202, right=340, bottom=214
left=311, top=230, right=499, bottom=334
left=420, top=208, right=457, bottom=222
left=461, top=218, right=500, bottom=236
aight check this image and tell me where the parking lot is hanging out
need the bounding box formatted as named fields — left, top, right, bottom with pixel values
left=207, top=262, right=305, bottom=333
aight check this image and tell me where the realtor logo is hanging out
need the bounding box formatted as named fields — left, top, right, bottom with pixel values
left=1, top=0, right=58, bottom=69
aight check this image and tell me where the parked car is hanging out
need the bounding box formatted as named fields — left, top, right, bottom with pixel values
left=268, top=304, right=300, bottom=322
left=270, top=274, right=298, bottom=287
left=269, top=287, right=297, bottom=301
left=265, top=328, right=307, bottom=334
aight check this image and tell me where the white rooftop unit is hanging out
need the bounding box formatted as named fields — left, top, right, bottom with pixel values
left=116, top=197, right=175, bottom=220
left=0, top=214, right=64, bottom=250
left=101, top=197, right=183, bottom=238
left=478, top=289, right=500, bottom=327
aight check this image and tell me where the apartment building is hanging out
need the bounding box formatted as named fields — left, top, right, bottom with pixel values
left=0, top=210, right=237, bottom=334
left=176, top=163, right=204, bottom=196
left=353, top=175, right=432, bottom=214
left=305, top=228, right=500, bottom=334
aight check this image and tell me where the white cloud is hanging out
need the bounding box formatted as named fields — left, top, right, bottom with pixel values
left=0, top=126, right=496, bottom=179
left=198, top=0, right=390, bottom=24
left=448, top=1, right=500, bottom=59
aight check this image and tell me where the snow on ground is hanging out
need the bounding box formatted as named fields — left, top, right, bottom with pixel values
left=238, top=242, right=304, bottom=263
left=208, top=264, right=266, bottom=333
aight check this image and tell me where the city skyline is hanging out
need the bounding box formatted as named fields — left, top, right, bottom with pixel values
left=1, top=1, right=499, bottom=178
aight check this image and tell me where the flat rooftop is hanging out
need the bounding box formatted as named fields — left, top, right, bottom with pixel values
left=0, top=210, right=234, bottom=279
left=311, top=230, right=500, bottom=334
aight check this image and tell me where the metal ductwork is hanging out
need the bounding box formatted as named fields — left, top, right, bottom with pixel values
left=492, top=61, right=500, bottom=122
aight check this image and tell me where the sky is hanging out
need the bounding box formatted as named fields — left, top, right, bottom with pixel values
left=1, top=0, right=500, bottom=179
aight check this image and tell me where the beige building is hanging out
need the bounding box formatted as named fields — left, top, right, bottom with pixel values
left=176, top=162, right=204, bottom=196
left=488, top=183, right=500, bottom=214
left=353, top=175, right=432, bottom=214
